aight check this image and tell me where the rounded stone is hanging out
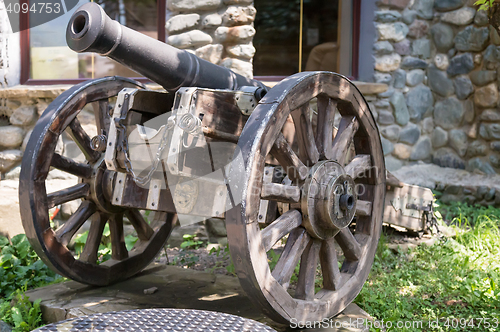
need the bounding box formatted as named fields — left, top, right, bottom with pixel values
left=201, top=13, right=222, bottom=28
left=491, top=141, right=500, bottom=151
left=374, top=72, right=392, bottom=84
left=414, top=0, right=434, bottom=19
left=0, top=126, right=24, bottom=149
left=402, top=9, right=417, bottom=25
left=406, top=69, right=425, bottom=87
left=394, top=39, right=411, bottom=55
left=385, top=155, right=404, bottom=172
left=408, top=20, right=429, bottom=39
left=469, top=70, right=496, bottom=87
left=422, top=117, right=434, bottom=134
left=480, top=109, right=500, bottom=122
left=454, top=26, right=490, bottom=52
left=467, top=141, right=488, bottom=157
left=434, top=0, right=467, bottom=11
left=220, top=58, right=253, bottom=78
left=393, top=143, right=412, bottom=159
left=381, top=137, right=394, bottom=155
left=432, top=126, right=448, bottom=148
left=491, top=155, right=500, bottom=169
left=375, top=54, right=402, bottom=72
left=449, top=129, right=468, bottom=157
left=411, top=38, right=431, bottom=58
left=393, top=69, right=406, bottom=89
left=453, top=75, right=474, bottom=100
left=474, top=9, right=489, bottom=27
left=195, top=44, right=223, bottom=64
left=463, top=99, right=474, bottom=124
left=167, top=30, right=213, bottom=49
left=468, top=157, right=495, bottom=174
left=165, top=14, right=200, bottom=34
left=406, top=84, right=434, bottom=121
left=0, top=149, right=23, bottom=173
left=410, top=137, right=432, bottom=161
left=427, top=65, right=454, bottom=97
left=167, top=0, right=221, bottom=11
left=441, top=7, right=475, bottom=26
left=9, top=105, right=36, bottom=126
left=399, top=124, right=421, bottom=145
left=390, top=91, right=409, bottom=126
left=381, top=125, right=401, bottom=141
left=479, top=123, right=500, bottom=140
left=447, top=53, right=474, bottom=77
left=434, top=97, right=464, bottom=130
left=373, top=41, right=394, bottom=56
left=378, top=110, right=396, bottom=125
left=431, top=23, right=455, bottom=53
left=483, top=45, right=500, bottom=70
left=377, top=22, right=410, bottom=42
left=222, top=5, right=256, bottom=26
left=226, top=44, right=255, bottom=60
left=215, top=25, right=256, bottom=43
left=432, top=147, right=466, bottom=169
left=375, top=10, right=402, bottom=23
left=434, top=54, right=449, bottom=70
left=474, top=83, right=499, bottom=108
left=400, top=56, right=428, bottom=70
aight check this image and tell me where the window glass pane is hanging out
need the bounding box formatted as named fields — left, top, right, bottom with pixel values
left=253, top=0, right=339, bottom=76
left=29, top=0, right=158, bottom=79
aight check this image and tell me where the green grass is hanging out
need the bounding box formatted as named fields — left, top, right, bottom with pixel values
left=0, top=234, right=63, bottom=331
left=355, top=201, right=500, bottom=331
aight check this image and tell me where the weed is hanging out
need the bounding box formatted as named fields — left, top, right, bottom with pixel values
left=0, top=287, right=42, bottom=332
left=209, top=246, right=236, bottom=276
left=170, top=250, right=199, bottom=268
left=180, top=234, right=204, bottom=250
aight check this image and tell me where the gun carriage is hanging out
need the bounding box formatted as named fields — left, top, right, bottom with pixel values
left=20, top=3, right=387, bottom=324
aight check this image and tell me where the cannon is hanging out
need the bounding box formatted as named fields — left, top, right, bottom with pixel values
left=20, top=3, right=387, bottom=324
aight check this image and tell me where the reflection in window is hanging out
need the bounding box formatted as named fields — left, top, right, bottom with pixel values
left=253, top=0, right=339, bottom=76
left=29, top=0, right=158, bottom=79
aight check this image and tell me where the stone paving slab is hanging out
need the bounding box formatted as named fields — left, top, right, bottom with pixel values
left=25, top=264, right=371, bottom=331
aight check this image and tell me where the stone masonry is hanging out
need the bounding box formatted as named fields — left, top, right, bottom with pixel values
left=166, top=0, right=256, bottom=78
left=373, top=0, right=500, bottom=175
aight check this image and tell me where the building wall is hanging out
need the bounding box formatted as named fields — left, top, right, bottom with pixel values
left=371, top=0, right=500, bottom=174
left=0, top=1, right=20, bottom=87
left=165, top=0, right=256, bottom=78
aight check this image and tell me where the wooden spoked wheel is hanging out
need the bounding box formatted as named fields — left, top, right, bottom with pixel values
left=226, top=72, right=386, bottom=323
left=19, top=77, right=176, bottom=286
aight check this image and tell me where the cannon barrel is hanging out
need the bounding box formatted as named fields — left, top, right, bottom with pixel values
left=66, top=3, right=267, bottom=93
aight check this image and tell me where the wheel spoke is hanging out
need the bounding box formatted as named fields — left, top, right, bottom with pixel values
left=109, top=213, right=128, bottom=260
left=356, top=200, right=372, bottom=217
left=331, top=116, right=359, bottom=165
left=126, top=209, right=154, bottom=241
left=345, top=154, right=371, bottom=180
left=295, top=238, right=321, bottom=300
left=55, top=201, right=96, bottom=246
left=272, top=227, right=310, bottom=289
left=315, top=95, right=336, bottom=160
left=291, top=103, right=320, bottom=165
left=47, top=183, right=90, bottom=209
left=319, top=237, right=343, bottom=291
left=92, top=99, right=110, bottom=135
left=261, top=183, right=301, bottom=203
left=51, top=153, right=93, bottom=179
left=261, top=210, right=302, bottom=252
left=68, top=117, right=101, bottom=163
left=270, top=133, right=308, bottom=182
left=80, top=212, right=107, bottom=263
left=335, top=228, right=362, bottom=261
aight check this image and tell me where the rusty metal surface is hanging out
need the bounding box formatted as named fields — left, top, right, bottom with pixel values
left=33, top=309, right=277, bottom=332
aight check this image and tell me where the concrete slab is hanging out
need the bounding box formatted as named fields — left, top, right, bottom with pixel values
left=25, top=264, right=371, bottom=331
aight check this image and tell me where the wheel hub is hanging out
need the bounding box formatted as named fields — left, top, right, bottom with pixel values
left=301, top=160, right=357, bottom=239
left=85, top=157, right=122, bottom=214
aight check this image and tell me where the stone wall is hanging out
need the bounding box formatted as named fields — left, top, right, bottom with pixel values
left=373, top=0, right=500, bottom=174
left=166, top=0, right=256, bottom=78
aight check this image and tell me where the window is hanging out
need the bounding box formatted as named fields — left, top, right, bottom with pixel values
left=20, top=0, right=165, bottom=84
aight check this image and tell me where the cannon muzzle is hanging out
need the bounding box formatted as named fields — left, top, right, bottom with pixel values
left=67, top=3, right=267, bottom=92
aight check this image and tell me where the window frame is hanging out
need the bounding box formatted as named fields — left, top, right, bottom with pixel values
left=20, top=0, right=166, bottom=85
left=20, top=0, right=360, bottom=85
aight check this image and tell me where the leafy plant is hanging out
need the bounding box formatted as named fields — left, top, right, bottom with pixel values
left=180, top=234, right=204, bottom=250
left=170, top=250, right=199, bottom=268
left=0, top=287, right=42, bottom=332
left=0, top=234, right=61, bottom=298
left=475, top=0, right=496, bottom=11
left=209, top=245, right=236, bottom=276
